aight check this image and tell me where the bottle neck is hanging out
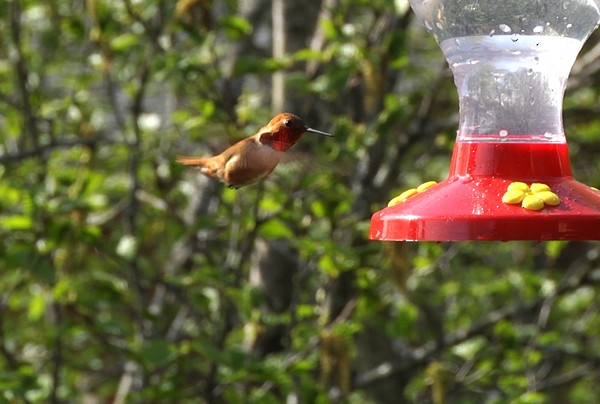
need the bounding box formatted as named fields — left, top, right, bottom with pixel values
left=442, top=35, right=581, bottom=143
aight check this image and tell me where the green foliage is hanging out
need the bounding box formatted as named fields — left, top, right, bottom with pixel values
left=2, top=0, right=600, bottom=402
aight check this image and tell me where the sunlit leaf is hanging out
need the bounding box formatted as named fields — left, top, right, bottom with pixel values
left=219, top=16, right=252, bottom=39
left=0, top=215, right=33, bottom=230
left=258, top=219, right=294, bottom=239
left=110, top=33, right=139, bottom=51
left=27, top=293, right=46, bottom=321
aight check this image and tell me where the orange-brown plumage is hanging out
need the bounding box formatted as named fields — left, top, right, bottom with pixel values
left=177, top=113, right=332, bottom=188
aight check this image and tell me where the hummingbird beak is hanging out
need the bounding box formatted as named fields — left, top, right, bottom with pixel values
left=306, top=127, right=333, bottom=137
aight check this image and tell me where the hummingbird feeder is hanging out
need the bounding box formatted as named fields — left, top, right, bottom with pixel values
left=369, top=0, right=600, bottom=241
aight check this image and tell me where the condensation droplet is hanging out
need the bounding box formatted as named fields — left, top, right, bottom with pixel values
left=511, top=33, right=519, bottom=42
left=533, top=25, right=544, bottom=33
left=544, top=132, right=553, bottom=139
left=436, top=21, right=444, bottom=30
left=499, top=24, right=511, bottom=33
left=567, top=23, right=573, bottom=28
left=499, top=129, right=508, bottom=138
left=489, top=29, right=496, bottom=37
left=459, top=174, right=474, bottom=184
left=424, top=20, right=433, bottom=30
left=527, top=68, right=534, bottom=75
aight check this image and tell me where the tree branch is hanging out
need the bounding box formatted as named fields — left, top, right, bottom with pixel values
left=271, top=0, right=286, bottom=111
left=534, top=364, right=596, bottom=391
left=10, top=0, right=40, bottom=149
left=355, top=260, right=600, bottom=389
left=0, top=136, right=122, bottom=165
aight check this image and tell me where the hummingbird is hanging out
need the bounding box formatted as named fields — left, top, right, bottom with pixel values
left=177, top=113, right=332, bottom=188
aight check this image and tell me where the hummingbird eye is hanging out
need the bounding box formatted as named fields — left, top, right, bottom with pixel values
left=283, top=119, right=292, bottom=127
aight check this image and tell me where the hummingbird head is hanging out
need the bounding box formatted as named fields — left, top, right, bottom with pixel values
left=258, top=113, right=332, bottom=151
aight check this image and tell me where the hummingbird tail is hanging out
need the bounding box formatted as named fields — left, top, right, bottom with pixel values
left=176, top=156, right=211, bottom=167
left=177, top=155, right=226, bottom=182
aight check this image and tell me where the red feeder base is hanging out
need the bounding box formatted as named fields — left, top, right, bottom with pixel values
left=369, top=141, right=600, bottom=241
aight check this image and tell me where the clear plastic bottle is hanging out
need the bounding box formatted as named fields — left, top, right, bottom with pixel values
left=409, top=0, right=600, bottom=142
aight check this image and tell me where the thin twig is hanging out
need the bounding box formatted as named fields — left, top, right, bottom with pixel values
left=123, top=0, right=165, bottom=52
left=50, top=303, right=63, bottom=404
left=114, top=361, right=139, bottom=404
left=534, top=364, right=596, bottom=391
left=306, top=0, right=338, bottom=77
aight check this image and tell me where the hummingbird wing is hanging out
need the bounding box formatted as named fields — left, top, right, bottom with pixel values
left=222, top=139, right=281, bottom=187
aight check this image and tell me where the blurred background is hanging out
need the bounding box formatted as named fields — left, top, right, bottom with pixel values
left=2, top=0, right=600, bottom=402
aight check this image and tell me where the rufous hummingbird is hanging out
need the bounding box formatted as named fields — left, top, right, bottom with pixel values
left=177, top=113, right=332, bottom=188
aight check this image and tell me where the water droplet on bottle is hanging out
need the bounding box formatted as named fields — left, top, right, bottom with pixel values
left=499, top=24, right=511, bottom=33
left=511, top=33, right=519, bottom=42
left=424, top=20, right=432, bottom=30
left=527, top=68, right=534, bottom=75
left=499, top=129, right=508, bottom=139
left=460, top=174, right=473, bottom=184
left=489, top=29, right=496, bottom=37
left=567, top=23, right=573, bottom=28
left=544, top=132, right=553, bottom=139
left=436, top=21, right=444, bottom=30
left=533, top=25, right=544, bottom=33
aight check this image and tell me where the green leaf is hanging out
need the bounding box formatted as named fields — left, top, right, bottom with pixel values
left=292, top=48, right=326, bottom=62
left=259, top=219, right=294, bottom=239
left=220, top=16, right=252, bottom=39
left=0, top=215, right=33, bottom=230
left=110, top=33, right=139, bottom=51
left=452, top=337, right=485, bottom=360
left=28, top=293, right=46, bottom=321
left=231, top=56, right=286, bottom=76
left=140, top=339, right=176, bottom=367
left=514, top=391, right=547, bottom=404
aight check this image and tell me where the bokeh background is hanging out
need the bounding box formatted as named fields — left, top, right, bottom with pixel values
left=2, top=0, right=600, bottom=402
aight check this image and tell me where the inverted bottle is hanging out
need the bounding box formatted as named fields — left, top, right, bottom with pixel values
left=411, top=0, right=600, bottom=143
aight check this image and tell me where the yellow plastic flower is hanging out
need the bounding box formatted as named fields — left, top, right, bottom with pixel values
left=501, top=182, right=560, bottom=211
left=388, top=181, right=438, bottom=207
left=416, top=181, right=438, bottom=193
